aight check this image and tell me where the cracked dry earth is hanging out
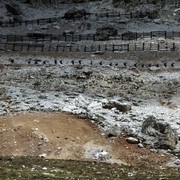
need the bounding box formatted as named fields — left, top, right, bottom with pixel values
left=0, top=112, right=171, bottom=167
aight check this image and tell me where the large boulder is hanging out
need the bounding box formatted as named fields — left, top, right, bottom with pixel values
left=5, top=3, right=22, bottom=16
left=64, top=8, right=87, bottom=19
left=141, top=116, right=179, bottom=150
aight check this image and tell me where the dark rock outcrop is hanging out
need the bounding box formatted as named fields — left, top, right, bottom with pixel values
left=133, top=9, right=159, bottom=19
left=5, top=3, right=22, bottom=16
left=64, top=8, right=87, bottom=19
left=141, top=116, right=179, bottom=150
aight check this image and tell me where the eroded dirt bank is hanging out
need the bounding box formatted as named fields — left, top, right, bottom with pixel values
left=0, top=112, right=171, bottom=167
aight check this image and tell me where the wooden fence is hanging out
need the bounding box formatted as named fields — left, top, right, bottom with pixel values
left=1, top=31, right=180, bottom=43
left=0, top=42, right=179, bottom=52
left=0, top=11, right=157, bottom=28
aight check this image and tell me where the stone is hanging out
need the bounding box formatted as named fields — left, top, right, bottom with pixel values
left=96, top=26, right=118, bottom=40
left=133, top=9, right=159, bottom=19
left=103, top=101, right=131, bottom=113
left=174, top=159, right=180, bottom=165
left=63, top=30, right=74, bottom=35
left=5, top=3, right=22, bottom=16
left=126, top=137, right=139, bottom=144
left=141, top=116, right=179, bottom=150
left=64, top=8, right=87, bottom=19
left=39, top=153, right=47, bottom=158
left=138, top=143, right=144, bottom=148
left=13, top=15, right=22, bottom=22
left=0, top=87, right=6, bottom=96
left=89, top=149, right=111, bottom=161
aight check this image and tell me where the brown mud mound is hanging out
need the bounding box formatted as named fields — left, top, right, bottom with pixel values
left=0, top=112, right=170, bottom=166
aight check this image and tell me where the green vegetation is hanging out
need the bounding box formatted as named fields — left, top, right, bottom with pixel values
left=0, top=156, right=180, bottom=179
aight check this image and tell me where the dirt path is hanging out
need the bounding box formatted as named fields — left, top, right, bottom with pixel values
left=0, top=112, right=171, bottom=166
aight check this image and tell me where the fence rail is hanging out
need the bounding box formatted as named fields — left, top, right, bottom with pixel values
left=0, top=42, right=179, bottom=53
left=1, top=31, right=180, bottom=43
left=0, top=11, right=159, bottom=28
left=20, top=0, right=180, bottom=7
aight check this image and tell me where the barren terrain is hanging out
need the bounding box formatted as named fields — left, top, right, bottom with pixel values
left=0, top=112, right=171, bottom=167
left=0, top=1, right=180, bottom=177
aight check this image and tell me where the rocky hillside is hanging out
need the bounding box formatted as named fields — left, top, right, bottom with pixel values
left=0, top=0, right=180, bottom=167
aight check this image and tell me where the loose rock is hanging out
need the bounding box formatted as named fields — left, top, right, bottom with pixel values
left=64, top=8, right=87, bottom=19
left=103, top=101, right=131, bottom=113
left=141, top=116, right=179, bottom=150
left=126, top=137, right=139, bottom=144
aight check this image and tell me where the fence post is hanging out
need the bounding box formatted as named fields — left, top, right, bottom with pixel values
left=50, top=34, right=52, bottom=43
left=48, top=44, right=51, bottom=52
left=105, top=44, right=107, bottom=52
left=72, top=34, right=74, bottom=42
left=142, top=42, right=144, bottom=51
left=13, top=43, right=15, bottom=51
left=91, top=45, right=93, bottom=52
left=4, top=43, right=6, bottom=51
left=151, top=31, right=152, bottom=40
left=76, top=45, right=79, bottom=52
left=93, top=34, right=95, bottom=41
left=27, top=44, right=30, bottom=51
left=172, top=31, right=174, bottom=40
left=172, top=42, right=175, bottom=51
left=127, top=44, right=129, bottom=51
left=113, top=44, right=114, bottom=52
left=165, top=31, right=167, bottom=39
left=21, top=43, right=23, bottom=51
left=33, top=44, right=35, bottom=51
left=55, top=45, right=58, bottom=52
left=42, top=44, right=44, bottom=52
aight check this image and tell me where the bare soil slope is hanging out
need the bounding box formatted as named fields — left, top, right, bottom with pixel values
left=0, top=112, right=170, bottom=166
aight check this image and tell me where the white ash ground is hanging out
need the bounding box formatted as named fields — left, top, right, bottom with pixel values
left=0, top=54, right=180, bottom=152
